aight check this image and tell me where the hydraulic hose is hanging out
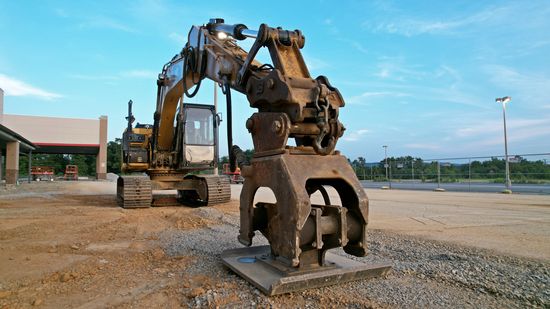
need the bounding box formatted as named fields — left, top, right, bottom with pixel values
left=222, top=79, right=236, bottom=172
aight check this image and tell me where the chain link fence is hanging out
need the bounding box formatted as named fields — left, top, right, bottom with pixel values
left=352, top=153, right=550, bottom=194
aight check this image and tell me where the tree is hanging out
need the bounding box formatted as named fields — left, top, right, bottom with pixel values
left=107, top=139, right=122, bottom=174
left=218, top=149, right=254, bottom=169
left=19, top=153, right=98, bottom=177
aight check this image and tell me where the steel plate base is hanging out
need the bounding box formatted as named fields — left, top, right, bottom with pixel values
left=221, top=245, right=392, bottom=296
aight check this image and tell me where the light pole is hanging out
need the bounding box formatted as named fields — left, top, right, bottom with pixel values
left=496, top=96, right=512, bottom=191
left=411, top=160, right=415, bottom=182
left=362, top=159, right=366, bottom=181
left=383, top=145, right=388, bottom=180
left=383, top=145, right=391, bottom=188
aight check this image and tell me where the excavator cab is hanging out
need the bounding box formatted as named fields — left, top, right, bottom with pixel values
left=181, top=103, right=217, bottom=166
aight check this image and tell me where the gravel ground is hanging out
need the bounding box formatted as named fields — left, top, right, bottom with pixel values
left=1, top=182, right=548, bottom=308
left=160, top=207, right=549, bottom=308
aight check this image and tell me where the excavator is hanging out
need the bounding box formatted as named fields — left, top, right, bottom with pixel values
left=118, top=18, right=390, bottom=295
left=118, top=98, right=230, bottom=207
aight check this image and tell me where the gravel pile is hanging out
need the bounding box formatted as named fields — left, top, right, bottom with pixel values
left=160, top=208, right=549, bottom=308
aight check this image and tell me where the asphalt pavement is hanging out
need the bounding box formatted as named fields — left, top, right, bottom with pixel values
left=361, top=180, right=550, bottom=194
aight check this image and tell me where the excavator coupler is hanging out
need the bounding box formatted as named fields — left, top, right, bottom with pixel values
left=221, top=150, right=392, bottom=295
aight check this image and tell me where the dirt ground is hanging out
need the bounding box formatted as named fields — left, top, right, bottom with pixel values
left=1, top=181, right=239, bottom=308
left=367, top=189, right=550, bottom=260
left=0, top=181, right=548, bottom=308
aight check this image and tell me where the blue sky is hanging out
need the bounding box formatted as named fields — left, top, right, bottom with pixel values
left=0, top=0, right=549, bottom=161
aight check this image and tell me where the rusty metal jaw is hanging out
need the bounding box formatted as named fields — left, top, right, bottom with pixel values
left=238, top=151, right=369, bottom=268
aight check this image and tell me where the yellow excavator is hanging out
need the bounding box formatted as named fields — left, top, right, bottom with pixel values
left=118, top=97, right=230, bottom=207
left=118, top=18, right=390, bottom=294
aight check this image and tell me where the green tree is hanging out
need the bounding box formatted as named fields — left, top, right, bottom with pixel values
left=107, top=139, right=122, bottom=174
left=19, top=153, right=99, bottom=177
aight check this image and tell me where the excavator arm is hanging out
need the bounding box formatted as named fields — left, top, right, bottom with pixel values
left=152, top=19, right=346, bottom=169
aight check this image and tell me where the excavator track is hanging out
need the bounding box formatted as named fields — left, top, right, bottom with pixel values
left=117, top=176, right=152, bottom=208
left=201, top=175, right=231, bottom=205
left=179, top=175, right=231, bottom=206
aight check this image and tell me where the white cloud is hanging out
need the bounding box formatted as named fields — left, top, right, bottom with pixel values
left=405, top=143, right=441, bottom=151
left=375, top=68, right=390, bottom=78
left=366, top=19, right=463, bottom=37
left=364, top=2, right=550, bottom=40
left=68, top=74, right=118, bottom=81
left=436, top=65, right=462, bottom=87
left=372, top=58, right=429, bottom=81
left=362, top=3, right=519, bottom=37
left=169, top=32, right=186, bottom=45
left=303, top=54, right=329, bottom=71
left=120, top=70, right=157, bottom=79
left=456, top=118, right=549, bottom=138
left=322, top=16, right=340, bottom=36
left=69, top=70, right=157, bottom=81
left=349, top=41, right=369, bottom=55
left=342, top=128, right=370, bottom=142
left=340, top=75, right=486, bottom=108
left=484, top=65, right=550, bottom=107
left=130, top=0, right=172, bottom=21
left=466, top=124, right=550, bottom=149
left=370, top=62, right=486, bottom=108
left=54, top=8, right=69, bottom=18
left=503, top=39, right=550, bottom=59
left=79, top=16, right=136, bottom=33
left=508, top=125, right=550, bottom=143
left=336, top=38, right=369, bottom=55
left=0, top=74, right=62, bottom=100
left=453, top=117, right=550, bottom=151
left=347, top=91, right=410, bottom=105
left=369, top=80, right=487, bottom=108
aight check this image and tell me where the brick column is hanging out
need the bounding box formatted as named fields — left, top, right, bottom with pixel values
left=6, top=141, right=20, bottom=184
left=96, top=115, right=108, bottom=180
